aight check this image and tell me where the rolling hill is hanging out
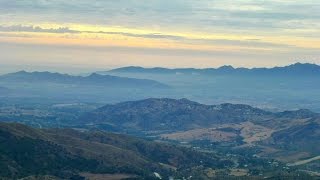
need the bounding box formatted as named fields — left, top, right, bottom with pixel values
left=80, top=98, right=320, bottom=132
left=263, top=122, right=320, bottom=155
left=0, top=122, right=231, bottom=179
left=80, top=98, right=320, bottom=165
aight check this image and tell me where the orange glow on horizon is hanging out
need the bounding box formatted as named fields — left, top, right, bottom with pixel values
left=1, top=23, right=319, bottom=53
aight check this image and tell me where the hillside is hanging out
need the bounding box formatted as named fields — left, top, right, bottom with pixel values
left=80, top=98, right=320, bottom=132
left=0, top=122, right=230, bottom=179
left=80, top=98, right=271, bottom=131
left=263, top=122, right=320, bottom=155
left=80, top=98, right=320, bottom=166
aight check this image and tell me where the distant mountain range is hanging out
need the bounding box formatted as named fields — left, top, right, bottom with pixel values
left=0, top=71, right=168, bottom=88
left=0, top=122, right=229, bottom=179
left=106, top=63, right=320, bottom=76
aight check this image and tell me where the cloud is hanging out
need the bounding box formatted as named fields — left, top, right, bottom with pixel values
left=1, top=0, right=319, bottom=31
left=0, top=0, right=319, bottom=68
left=0, top=25, right=78, bottom=33
left=0, top=24, right=185, bottom=40
left=0, top=24, right=299, bottom=50
left=93, top=31, right=186, bottom=40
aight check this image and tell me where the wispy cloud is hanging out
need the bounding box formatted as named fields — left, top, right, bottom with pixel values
left=0, top=25, right=78, bottom=33
left=1, top=0, right=319, bottom=31
left=0, top=24, right=302, bottom=51
left=0, top=24, right=184, bottom=39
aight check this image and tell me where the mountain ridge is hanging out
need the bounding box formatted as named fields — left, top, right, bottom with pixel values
left=0, top=122, right=230, bottom=179
left=0, top=71, right=169, bottom=88
left=106, top=63, right=320, bottom=76
left=80, top=98, right=319, bottom=132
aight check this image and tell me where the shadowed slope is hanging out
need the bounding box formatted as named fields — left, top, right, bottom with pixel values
left=0, top=122, right=227, bottom=179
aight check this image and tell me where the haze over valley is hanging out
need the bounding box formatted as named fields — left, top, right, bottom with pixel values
left=1, top=63, right=320, bottom=111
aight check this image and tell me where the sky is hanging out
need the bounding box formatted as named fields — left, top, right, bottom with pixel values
left=0, top=0, right=319, bottom=73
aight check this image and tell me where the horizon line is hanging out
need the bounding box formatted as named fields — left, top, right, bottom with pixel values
left=2, top=61, right=319, bottom=75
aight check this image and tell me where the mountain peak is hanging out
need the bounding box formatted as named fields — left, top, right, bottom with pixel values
left=88, top=72, right=102, bottom=77
left=288, top=62, right=319, bottom=69
left=277, top=109, right=319, bottom=118
left=218, top=65, right=234, bottom=70
left=16, top=70, right=28, bottom=74
left=8, top=70, right=30, bottom=76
